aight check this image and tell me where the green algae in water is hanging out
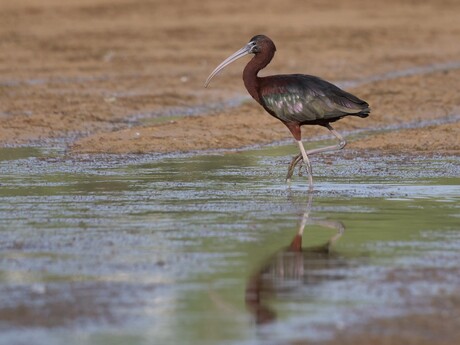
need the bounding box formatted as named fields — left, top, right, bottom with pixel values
left=0, top=146, right=459, bottom=345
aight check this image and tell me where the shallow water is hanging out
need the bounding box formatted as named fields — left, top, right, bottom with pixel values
left=0, top=145, right=459, bottom=345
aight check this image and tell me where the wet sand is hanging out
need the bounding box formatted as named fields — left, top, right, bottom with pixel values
left=1, top=0, right=460, bottom=155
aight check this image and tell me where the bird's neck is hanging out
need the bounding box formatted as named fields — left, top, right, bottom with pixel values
left=243, top=52, right=273, bottom=104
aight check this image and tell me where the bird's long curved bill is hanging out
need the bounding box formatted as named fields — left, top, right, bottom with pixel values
left=204, top=44, right=251, bottom=87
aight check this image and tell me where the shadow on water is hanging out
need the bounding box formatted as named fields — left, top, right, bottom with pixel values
left=245, top=194, right=347, bottom=325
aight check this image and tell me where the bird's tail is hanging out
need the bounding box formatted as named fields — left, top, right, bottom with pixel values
left=357, top=108, right=370, bottom=118
left=355, top=104, right=370, bottom=118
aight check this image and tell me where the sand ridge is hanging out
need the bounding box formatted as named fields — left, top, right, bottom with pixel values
left=1, top=0, right=459, bottom=154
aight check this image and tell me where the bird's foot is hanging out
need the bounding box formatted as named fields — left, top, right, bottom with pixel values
left=286, top=154, right=312, bottom=182
left=286, top=154, right=301, bottom=181
left=297, top=160, right=305, bottom=177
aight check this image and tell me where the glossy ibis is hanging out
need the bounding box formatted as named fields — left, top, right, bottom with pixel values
left=205, top=35, right=370, bottom=190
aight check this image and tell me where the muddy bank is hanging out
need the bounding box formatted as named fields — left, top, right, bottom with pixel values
left=350, top=121, right=460, bottom=154
left=1, top=0, right=460, bottom=154
left=71, top=68, right=460, bottom=154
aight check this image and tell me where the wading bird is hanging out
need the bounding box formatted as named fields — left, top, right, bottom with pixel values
left=205, top=35, right=370, bottom=190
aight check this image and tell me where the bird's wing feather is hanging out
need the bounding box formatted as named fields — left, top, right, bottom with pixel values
left=260, top=75, right=369, bottom=123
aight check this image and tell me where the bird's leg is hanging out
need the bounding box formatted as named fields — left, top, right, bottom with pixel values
left=286, top=124, right=347, bottom=181
left=286, top=154, right=303, bottom=182
left=297, top=140, right=313, bottom=190
left=305, top=124, right=347, bottom=156
left=286, top=146, right=315, bottom=184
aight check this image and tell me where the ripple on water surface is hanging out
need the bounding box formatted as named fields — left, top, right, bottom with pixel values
left=0, top=147, right=459, bottom=345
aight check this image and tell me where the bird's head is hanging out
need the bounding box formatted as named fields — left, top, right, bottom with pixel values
left=247, top=35, right=276, bottom=55
left=204, top=35, right=276, bottom=87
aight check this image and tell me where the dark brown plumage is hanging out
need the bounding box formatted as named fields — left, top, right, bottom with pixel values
left=260, top=75, right=369, bottom=127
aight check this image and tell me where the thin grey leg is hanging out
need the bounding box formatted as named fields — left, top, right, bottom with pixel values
left=286, top=124, right=347, bottom=182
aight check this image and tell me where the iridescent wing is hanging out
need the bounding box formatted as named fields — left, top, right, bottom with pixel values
left=260, top=75, right=369, bottom=124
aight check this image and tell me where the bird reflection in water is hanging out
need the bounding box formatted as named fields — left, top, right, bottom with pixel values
left=245, top=194, right=346, bottom=325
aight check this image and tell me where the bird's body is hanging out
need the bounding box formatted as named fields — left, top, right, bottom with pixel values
left=205, top=35, right=370, bottom=190
left=259, top=74, right=369, bottom=133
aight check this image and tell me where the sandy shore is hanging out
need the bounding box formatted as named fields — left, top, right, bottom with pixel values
left=1, top=0, right=459, bottom=156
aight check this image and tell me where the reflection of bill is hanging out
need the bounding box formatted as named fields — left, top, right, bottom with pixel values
left=245, top=195, right=346, bottom=325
